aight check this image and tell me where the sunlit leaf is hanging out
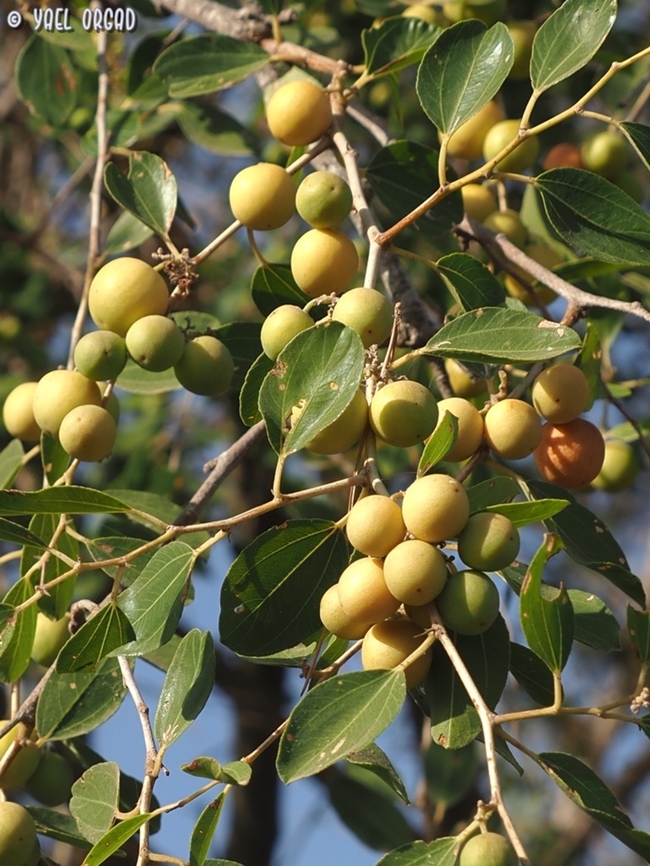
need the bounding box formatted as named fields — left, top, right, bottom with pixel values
left=104, top=151, right=177, bottom=237
left=70, top=761, right=120, bottom=844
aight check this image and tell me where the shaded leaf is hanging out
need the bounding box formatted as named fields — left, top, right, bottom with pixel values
left=220, top=520, right=348, bottom=656
left=23, top=513, right=78, bottom=619
left=178, top=101, right=257, bottom=155
left=0, top=578, right=37, bottom=683
left=627, top=606, right=650, bottom=663
left=70, top=761, right=120, bottom=844
left=213, top=321, right=263, bottom=390
left=16, top=36, right=77, bottom=126
left=483, top=498, right=569, bottom=527
left=240, top=354, right=274, bottom=426
left=437, top=253, right=506, bottom=312
left=104, top=151, right=177, bottom=237
left=346, top=743, right=409, bottom=804
left=251, top=263, right=311, bottom=317
left=56, top=605, right=135, bottom=673
left=116, top=358, right=181, bottom=394
left=418, top=410, right=458, bottom=476
left=0, top=518, right=46, bottom=549
left=26, top=806, right=92, bottom=849
left=105, top=210, right=155, bottom=255
left=509, top=642, right=555, bottom=706
left=41, top=432, right=72, bottom=485
left=467, top=477, right=519, bottom=513
left=0, top=440, right=24, bottom=489
left=569, top=590, right=620, bottom=653
left=362, top=16, right=441, bottom=78
left=0, top=486, right=129, bottom=516
left=425, top=741, right=477, bottom=807
left=374, top=837, right=457, bottom=866
left=277, top=670, right=406, bottom=783
left=190, top=794, right=227, bottom=866
left=620, top=121, right=650, bottom=172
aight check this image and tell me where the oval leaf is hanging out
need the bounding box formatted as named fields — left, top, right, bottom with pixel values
left=0, top=440, right=24, bottom=490
left=416, top=20, right=513, bottom=134
left=362, top=16, right=442, bottom=78
left=437, top=253, right=506, bottom=312
left=190, top=793, right=227, bottom=866
left=23, top=513, right=78, bottom=619
left=483, top=498, right=569, bottom=527
left=82, top=813, right=153, bottom=866
left=0, top=486, right=129, bottom=516
left=374, top=837, right=458, bottom=866
left=240, top=355, right=274, bottom=427
left=104, top=151, right=177, bottom=237
left=56, top=605, right=136, bottom=673
left=425, top=741, right=478, bottom=808
left=417, top=411, right=458, bottom=476
left=70, top=761, right=120, bottom=844
left=467, top=477, right=520, bottom=513
left=251, top=263, right=311, bottom=317
left=509, top=642, right=555, bottom=707
left=26, top=806, right=92, bottom=850
left=627, top=605, right=650, bottom=663
left=0, top=578, right=37, bottom=683
left=277, top=670, right=406, bottom=783
left=346, top=743, right=409, bottom=804
left=620, top=121, right=650, bottom=172
left=219, top=519, right=348, bottom=656
left=16, top=36, right=77, bottom=126
left=105, top=210, right=155, bottom=255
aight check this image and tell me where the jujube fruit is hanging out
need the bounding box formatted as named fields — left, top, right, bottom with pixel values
left=306, top=389, right=368, bottom=454
left=457, top=512, right=520, bottom=572
left=228, top=163, right=296, bottom=230
left=507, top=20, right=536, bottom=79
left=543, top=142, right=584, bottom=170
left=25, top=750, right=76, bottom=807
left=503, top=243, right=562, bottom=305
left=534, top=418, right=605, bottom=489
left=59, top=405, right=117, bottom=462
left=88, top=258, right=169, bottom=337
left=2, top=382, right=40, bottom=441
left=445, top=359, right=488, bottom=398
left=125, top=315, right=186, bottom=372
left=383, top=539, right=448, bottom=606
left=361, top=618, right=433, bottom=689
left=484, top=399, right=542, bottom=460
left=482, top=120, right=540, bottom=173
left=337, top=557, right=400, bottom=624
left=433, top=397, right=484, bottom=462
left=296, top=171, right=352, bottom=228
left=459, top=831, right=517, bottom=866
left=291, top=229, right=359, bottom=297
left=345, top=495, right=406, bottom=558
left=581, top=130, right=628, bottom=180
left=74, top=330, right=128, bottom=381
left=260, top=305, right=313, bottom=360
left=0, top=801, right=38, bottom=866
left=436, top=569, right=500, bottom=635
left=443, top=0, right=507, bottom=28
left=444, top=100, right=504, bottom=161
left=369, top=380, right=438, bottom=448
left=461, top=184, right=497, bottom=222
left=483, top=208, right=527, bottom=247
left=266, top=79, right=332, bottom=146
left=32, top=370, right=102, bottom=439
left=174, top=336, right=234, bottom=397
left=401, top=474, right=470, bottom=543
left=591, top=438, right=640, bottom=492
left=0, top=723, right=41, bottom=791
left=319, top=585, right=373, bottom=640
left=402, top=4, right=445, bottom=24
left=31, top=612, right=71, bottom=667
left=331, top=287, right=393, bottom=349
left=531, top=363, right=589, bottom=424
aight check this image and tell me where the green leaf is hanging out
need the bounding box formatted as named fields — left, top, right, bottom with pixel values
left=425, top=741, right=477, bottom=807
left=213, top=321, right=263, bottom=390
left=437, top=253, right=506, bottom=312
left=26, top=806, right=92, bottom=850
left=70, top=761, right=120, bottom=844
left=107, top=490, right=208, bottom=547
left=259, top=321, right=365, bottom=455
left=251, top=263, right=311, bottom=317
left=39, top=14, right=95, bottom=54
left=277, top=670, right=406, bottom=783
left=362, top=16, right=442, bottom=78
left=425, top=308, right=581, bottom=364
left=0, top=439, right=24, bottom=489
left=418, top=411, right=458, bottom=476
left=115, top=358, right=182, bottom=394
left=41, top=432, right=72, bottom=485
left=568, top=590, right=620, bottom=653
left=0, top=486, right=129, bottom=516
left=0, top=517, right=46, bottom=548
left=178, top=101, right=257, bottom=156
left=483, top=498, right=569, bottom=527
left=428, top=614, right=510, bottom=749
left=509, top=642, right=555, bottom=707
left=82, top=813, right=153, bottom=866
left=115, top=542, right=195, bottom=656
left=154, top=629, right=215, bottom=748
left=467, top=477, right=519, bottom=513
left=627, top=606, right=650, bottom=663
left=240, top=354, right=274, bottom=427
left=16, top=36, right=77, bottom=126
left=36, top=656, right=127, bottom=740
left=23, top=513, right=78, bottom=619
left=220, top=519, right=348, bottom=656
left=238, top=639, right=320, bottom=668
left=576, top=320, right=603, bottom=410
left=530, top=0, right=617, bottom=93
left=527, top=480, right=645, bottom=607
left=105, top=210, right=155, bottom=256
left=536, top=751, right=650, bottom=860
left=366, top=140, right=463, bottom=235
left=190, top=794, right=227, bottom=866
left=181, top=757, right=251, bottom=785
left=535, top=168, right=650, bottom=267
left=85, top=535, right=157, bottom=584
left=0, top=578, right=37, bottom=683
left=56, top=605, right=135, bottom=673
left=153, top=35, right=268, bottom=98
left=374, top=837, right=458, bottom=866
left=620, top=121, right=650, bottom=172
left=520, top=539, right=574, bottom=674
left=104, top=151, right=177, bottom=237
left=346, top=743, right=409, bottom=804
left=416, top=20, right=513, bottom=134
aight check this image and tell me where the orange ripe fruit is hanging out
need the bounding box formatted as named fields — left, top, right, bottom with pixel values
left=534, top=418, right=605, bottom=489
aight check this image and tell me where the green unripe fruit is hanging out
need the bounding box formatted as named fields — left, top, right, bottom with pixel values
left=59, top=404, right=117, bottom=462
left=296, top=171, right=352, bottom=228
left=459, top=831, right=517, bottom=866
left=457, top=512, right=520, bottom=572
left=434, top=397, right=484, bottom=462
left=307, top=389, right=368, bottom=454
left=436, top=569, right=500, bottom=635
left=483, top=208, right=527, bottom=247
left=445, top=359, right=488, bottom=398
left=31, top=612, right=71, bottom=667
left=531, top=363, right=590, bottom=424
left=319, top=585, right=373, bottom=640
left=0, top=723, right=41, bottom=791
left=484, top=398, right=542, bottom=460
left=581, top=130, right=628, bottom=180
left=104, top=392, right=120, bottom=425
left=266, top=79, right=332, bottom=146
left=443, top=0, right=506, bottom=26
left=445, top=100, right=504, bottom=161
left=229, top=163, right=296, bottom=230
left=74, top=330, right=128, bottom=380
left=483, top=120, right=540, bottom=173
left=174, top=336, right=235, bottom=397
left=591, top=439, right=640, bottom=492
left=2, top=382, right=40, bottom=441
left=0, top=801, right=38, bottom=866
left=25, top=750, right=76, bottom=807
left=332, top=287, right=393, bottom=349
left=337, top=557, right=400, bottom=624
left=346, top=495, right=406, bottom=558
left=402, top=474, right=470, bottom=543
left=461, top=184, right=497, bottom=222
left=23, top=838, right=41, bottom=866
left=32, top=370, right=102, bottom=439
left=260, top=305, right=313, bottom=360
left=291, top=229, right=359, bottom=298
left=383, top=539, right=448, bottom=606
left=361, top=618, right=433, bottom=689
left=507, top=20, right=536, bottom=79
left=503, top=243, right=562, bottom=306
left=125, top=315, right=185, bottom=372
left=88, top=258, right=169, bottom=337
left=402, top=4, right=446, bottom=24
left=369, top=380, right=438, bottom=448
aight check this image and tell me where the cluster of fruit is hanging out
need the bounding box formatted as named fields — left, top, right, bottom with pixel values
left=1, top=256, right=234, bottom=462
